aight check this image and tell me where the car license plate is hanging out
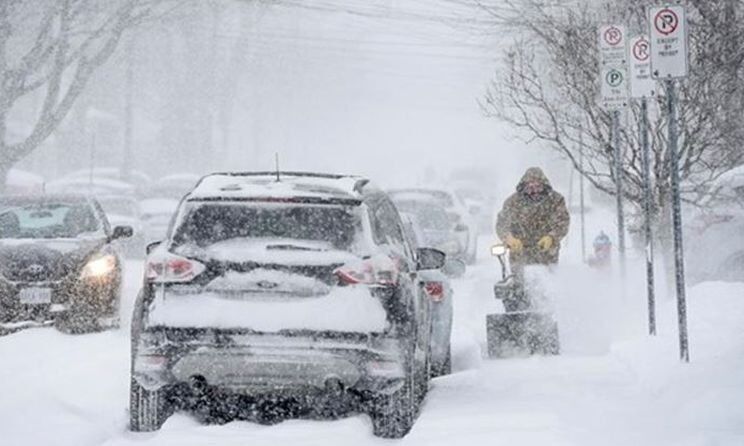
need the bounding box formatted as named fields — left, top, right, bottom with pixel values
left=19, top=287, right=52, bottom=304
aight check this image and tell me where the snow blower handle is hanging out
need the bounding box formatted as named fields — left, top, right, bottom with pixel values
left=490, top=244, right=509, bottom=280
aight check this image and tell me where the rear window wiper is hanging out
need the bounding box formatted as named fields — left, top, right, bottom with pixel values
left=265, top=244, right=326, bottom=252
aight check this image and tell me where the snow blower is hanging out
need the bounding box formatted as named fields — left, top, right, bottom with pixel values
left=486, top=244, right=560, bottom=358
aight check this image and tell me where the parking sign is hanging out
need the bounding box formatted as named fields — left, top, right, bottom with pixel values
left=598, top=24, right=629, bottom=110
left=649, top=5, right=688, bottom=79
left=629, top=35, right=656, bottom=98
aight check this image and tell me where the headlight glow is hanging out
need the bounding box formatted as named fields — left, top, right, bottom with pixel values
left=81, top=255, right=117, bottom=279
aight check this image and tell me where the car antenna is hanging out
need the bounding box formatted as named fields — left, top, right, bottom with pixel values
left=275, top=152, right=281, bottom=182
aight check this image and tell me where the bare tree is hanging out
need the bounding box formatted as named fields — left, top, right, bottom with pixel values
left=0, top=0, right=176, bottom=189
left=475, top=0, right=744, bottom=266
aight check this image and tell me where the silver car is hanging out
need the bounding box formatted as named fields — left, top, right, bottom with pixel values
left=129, top=172, right=443, bottom=439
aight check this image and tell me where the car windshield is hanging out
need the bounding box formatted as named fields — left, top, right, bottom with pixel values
left=172, top=203, right=362, bottom=252
left=0, top=201, right=100, bottom=239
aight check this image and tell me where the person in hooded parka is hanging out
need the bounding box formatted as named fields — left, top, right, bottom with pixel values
left=496, top=167, right=570, bottom=267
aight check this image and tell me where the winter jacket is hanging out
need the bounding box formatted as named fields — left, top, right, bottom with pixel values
left=496, top=167, right=570, bottom=265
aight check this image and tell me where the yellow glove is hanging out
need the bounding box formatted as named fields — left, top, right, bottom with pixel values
left=505, top=235, right=523, bottom=252
left=538, top=235, right=554, bottom=251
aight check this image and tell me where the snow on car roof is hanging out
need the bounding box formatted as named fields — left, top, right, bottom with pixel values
left=388, top=188, right=456, bottom=204
left=187, top=172, right=370, bottom=201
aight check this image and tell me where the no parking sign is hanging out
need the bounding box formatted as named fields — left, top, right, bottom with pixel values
left=649, top=5, right=688, bottom=79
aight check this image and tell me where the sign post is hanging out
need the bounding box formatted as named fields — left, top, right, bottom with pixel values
left=649, top=4, right=689, bottom=361
left=629, top=34, right=657, bottom=336
left=579, top=127, right=586, bottom=263
left=598, top=24, right=628, bottom=279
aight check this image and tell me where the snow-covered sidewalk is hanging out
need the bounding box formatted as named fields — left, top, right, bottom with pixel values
left=1, top=260, right=743, bottom=446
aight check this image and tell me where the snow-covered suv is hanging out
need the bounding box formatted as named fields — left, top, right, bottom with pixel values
left=129, top=172, right=444, bottom=438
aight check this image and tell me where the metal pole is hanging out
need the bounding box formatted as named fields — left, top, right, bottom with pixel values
left=640, top=97, right=656, bottom=335
left=612, top=110, right=626, bottom=279
left=666, top=79, right=689, bottom=362
left=579, top=126, right=586, bottom=263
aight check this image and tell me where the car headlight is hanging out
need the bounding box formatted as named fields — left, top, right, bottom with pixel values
left=81, top=254, right=117, bottom=279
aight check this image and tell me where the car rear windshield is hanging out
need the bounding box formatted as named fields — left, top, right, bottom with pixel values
left=394, top=201, right=450, bottom=230
left=0, top=201, right=100, bottom=239
left=390, top=190, right=454, bottom=208
left=99, top=198, right=137, bottom=217
left=171, top=203, right=361, bottom=252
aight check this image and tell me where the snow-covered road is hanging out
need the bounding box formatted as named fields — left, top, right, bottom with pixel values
left=2, top=245, right=743, bottom=446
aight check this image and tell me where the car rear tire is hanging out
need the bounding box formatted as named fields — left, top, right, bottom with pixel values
left=130, top=378, right=170, bottom=432
left=431, top=347, right=452, bottom=377
left=54, top=311, right=99, bottom=334
left=371, top=371, right=417, bottom=439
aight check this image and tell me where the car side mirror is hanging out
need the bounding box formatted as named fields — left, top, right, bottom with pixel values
left=417, top=247, right=446, bottom=271
left=146, top=241, right=162, bottom=255
left=442, top=258, right=466, bottom=278
left=112, top=225, right=134, bottom=240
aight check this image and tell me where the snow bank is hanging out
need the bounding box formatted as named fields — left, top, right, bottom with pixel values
left=147, top=285, right=389, bottom=333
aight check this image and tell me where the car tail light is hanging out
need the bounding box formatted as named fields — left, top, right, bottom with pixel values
left=335, top=255, right=399, bottom=286
left=145, top=252, right=205, bottom=283
left=424, top=282, right=445, bottom=302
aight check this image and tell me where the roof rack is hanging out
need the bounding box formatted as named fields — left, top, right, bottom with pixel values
left=208, top=171, right=349, bottom=180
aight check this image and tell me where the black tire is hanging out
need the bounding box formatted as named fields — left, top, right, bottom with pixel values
left=371, top=371, right=417, bottom=439
left=431, top=347, right=452, bottom=377
left=54, top=311, right=99, bottom=334
left=129, top=378, right=170, bottom=432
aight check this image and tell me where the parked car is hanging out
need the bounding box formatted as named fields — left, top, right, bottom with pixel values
left=97, top=195, right=145, bottom=258
left=129, top=172, right=444, bottom=438
left=388, top=188, right=478, bottom=263
left=61, top=167, right=152, bottom=197
left=400, top=213, right=457, bottom=377
left=138, top=198, right=180, bottom=244
left=46, top=175, right=137, bottom=197
left=0, top=194, right=132, bottom=333
left=393, top=198, right=466, bottom=266
left=143, top=173, right=202, bottom=200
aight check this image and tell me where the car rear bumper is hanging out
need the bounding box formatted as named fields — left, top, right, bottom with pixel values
left=133, top=328, right=407, bottom=396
